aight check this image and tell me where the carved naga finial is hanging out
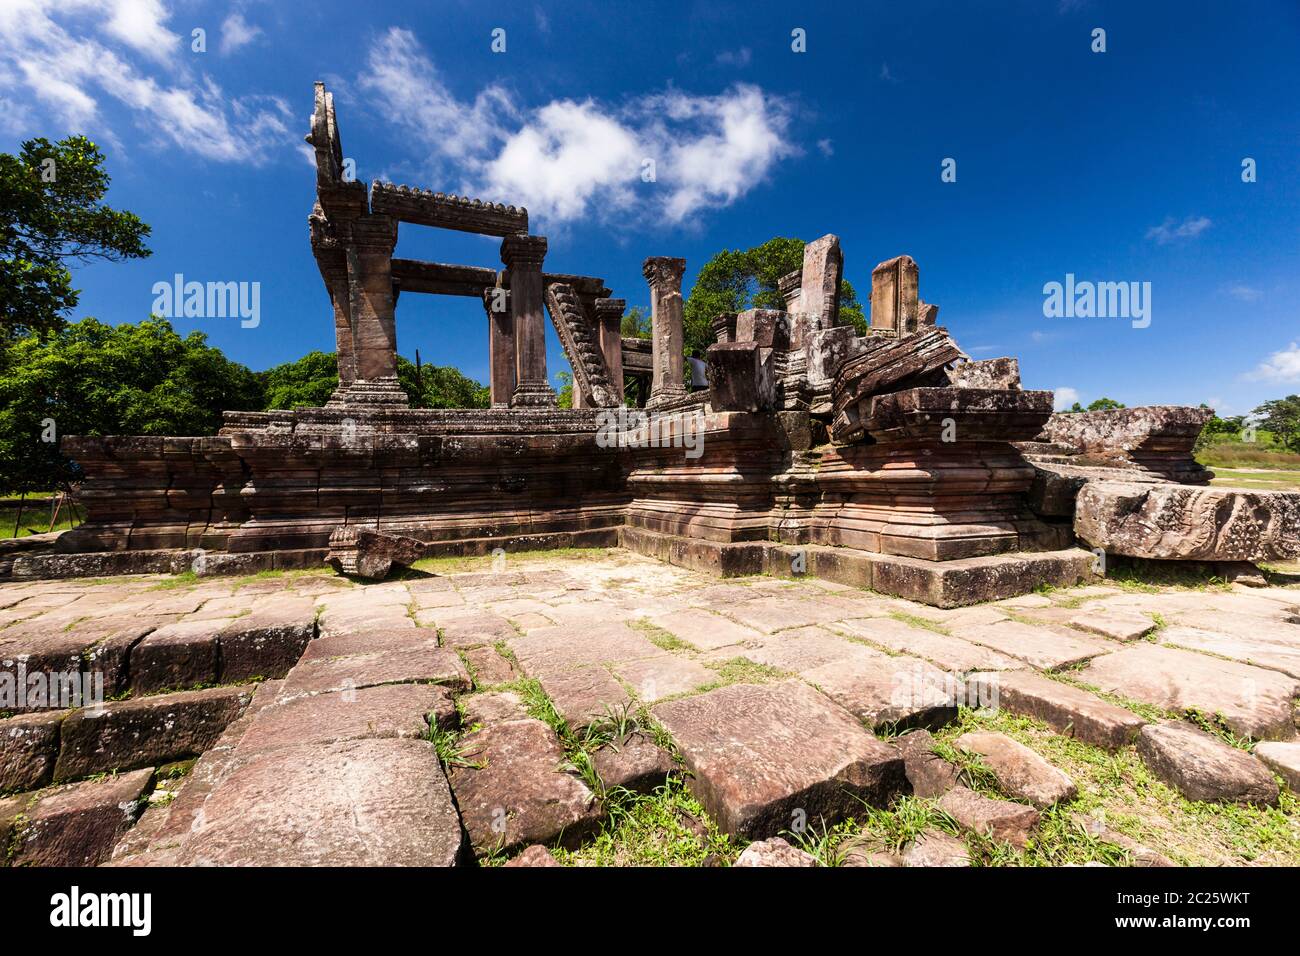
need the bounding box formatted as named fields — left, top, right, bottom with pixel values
left=305, top=81, right=344, bottom=188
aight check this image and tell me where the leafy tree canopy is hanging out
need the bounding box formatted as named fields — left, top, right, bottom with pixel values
left=0, top=136, right=151, bottom=341
left=0, top=317, right=262, bottom=492
left=682, top=237, right=867, bottom=357
left=1065, top=397, right=1127, bottom=413
left=1252, top=395, right=1300, bottom=452
left=621, top=305, right=650, bottom=339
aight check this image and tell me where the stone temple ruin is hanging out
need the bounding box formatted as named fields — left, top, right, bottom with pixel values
left=9, top=83, right=1297, bottom=602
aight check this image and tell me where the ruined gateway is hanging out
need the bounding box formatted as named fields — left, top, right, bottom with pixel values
left=14, top=83, right=1297, bottom=603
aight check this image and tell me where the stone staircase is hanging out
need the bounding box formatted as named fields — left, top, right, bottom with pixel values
left=544, top=282, right=617, bottom=407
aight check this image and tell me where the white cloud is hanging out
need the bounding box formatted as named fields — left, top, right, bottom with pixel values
left=1247, top=342, right=1300, bottom=383
left=1224, top=283, right=1263, bottom=302
left=360, top=29, right=796, bottom=228
left=715, top=48, right=751, bottom=67
left=1145, top=215, right=1211, bottom=244
left=220, top=12, right=262, bottom=55
left=1053, top=386, right=1080, bottom=411
left=0, top=0, right=291, bottom=163
left=880, top=63, right=899, bottom=83
left=817, top=138, right=833, bottom=157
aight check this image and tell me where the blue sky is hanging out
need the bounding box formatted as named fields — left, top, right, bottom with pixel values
left=2, top=0, right=1297, bottom=415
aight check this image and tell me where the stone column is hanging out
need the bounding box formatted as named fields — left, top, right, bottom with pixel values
left=482, top=285, right=514, bottom=407
left=321, top=267, right=355, bottom=387
left=643, top=256, right=687, bottom=408
left=501, top=235, right=555, bottom=407
left=594, top=298, right=625, bottom=405
left=343, top=215, right=406, bottom=403
left=799, top=234, right=842, bottom=331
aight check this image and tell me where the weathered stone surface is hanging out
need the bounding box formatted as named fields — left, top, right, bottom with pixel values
left=54, top=685, right=253, bottom=782
left=937, top=786, right=1040, bottom=848
left=894, top=728, right=961, bottom=798
left=1075, top=480, right=1300, bottom=562
left=614, top=653, right=716, bottom=702
left=1068, top=607, right=1156, bottom=643
left=281, top=645, right=469, bottom=698
left=178, top=738, right=464, bottom=865
left=1081, top=643, right=1299, bottom=740
left=128, top=619, right=220, bottom=694
left=537, top=665, right=633, bottom=727
left=461, top=644, right=517, bottom=686
left=646, top=608, right=762, bottom=650
left=448, top=718, right=598, bottom=856
left=591, top=734, right=676, bottom=794
left=954, top=731, right=1077, bottom=808
left=12, top=767, right=153, bottom=866
left=951, top=620, right=1111, bottom=671
left=802, top=654, right=959, bottom=731
left=299, top=627, right=435, bottom=663
left=973, top=670, right=1144, bottom=750
left=1136, top=722, right=1279, bottom=806
left=950, top=357, right=1020, bottom=390
left=1035, top=405, right=1213, bottom=481
left=834, top=618, right=1026, bottom=672
left=326, top=526, right=426, bottom=579
left=0, top=711, right=63, bottom=792
left=653, top=681, right=906, bottom=839
left=460, top=690, right=529, bottom=726
left=730, top=625, right=880, bottom=674
left=217, top=603, right=315, bottom=681
left=733, top=836, right=818, bottom=867
left=238, top=683, right=453, bottom=752
left=1156, top=623, right=1300, bottom=680
left=1070, top=811, right=1173, bottom=866
left=903, top=830, right=971, bottom=867
left=504, top=844, right=562, bottom=867
left=1253, top=741, right=1300, bottom=792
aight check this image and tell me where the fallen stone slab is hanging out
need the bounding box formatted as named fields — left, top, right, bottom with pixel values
left=1253, top=741, right=1300, bottom=792
left=237, top=683, right=454, bottom=753
left=178, top=738, right=463, bottom=866
left=955, top=731, right=1077, bottom=808
left=937, top=786, right=1040, bottom=848
left=1075, top=481, right=1300, bottom=562
left=326, top=526, right=426, bottom=579
left=894, top=729, right=961, bottom=798
left=734, top=836, right=818, bottom=867
left=802, top=654, right=960, bottom=731
left=127, top=619, right=221, bottom=694
left=0, top=711, right=64, bottom=792
left=1136, top=722, right=1279, bottom=806
left=834, top=618, right=1026, bottom=672
left=903, top=830, right=971, bottom=867
left=216, top=602, right=315, bottom=682
left=54, top=684, right=253, bottom=782
left=950, top=620, right=1111, bottom=671
left=1080, top=643, right=1299, bottom=740
left=504, top=844, right=563, bottom=867
left=448, top=718, right=599, bottom=856
left=972, top=670, right=1145, bottom=750
left=281, top=645, right=469, bottom=698
left=11, top=767, right=153, bottom=866
left=592, top=734, right=676, bottom=795
left=1068, top=608, right=1156, bottom=642
left=653, top=681, right=906, bottom=839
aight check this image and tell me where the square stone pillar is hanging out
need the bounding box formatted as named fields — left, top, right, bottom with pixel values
left=483, top=285, right=514, bottom=407
left=799, top=234, right=842, bottom=332
left=595, top=297, right=625, bottom=405
left=643, top=256, right=687, bottom=408
left=870, top=254, right=918, bottom=336
left=501, top=235, right=556, bottom=407
left=339, top=215, right=406, bottom=405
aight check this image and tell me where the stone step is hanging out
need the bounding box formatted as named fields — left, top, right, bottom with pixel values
left=1136, top=721, right=1279, bottom=806
left=954, top=730, right=1077, bottom=808
left=10, top=768, right=154, bottom=866
left=972, top=669, right=1145, bottom=750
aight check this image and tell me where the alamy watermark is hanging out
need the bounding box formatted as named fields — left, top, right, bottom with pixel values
left=151, top=273, right=260, bottom=328
left=1, top=662, right=104, bottom=713
left=595, top=406, right=704, bottom=460
left=1042, top=273, right=1151, bottom=329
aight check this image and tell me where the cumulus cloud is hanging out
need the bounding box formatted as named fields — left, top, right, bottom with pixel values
left=1145, top=215, right=1211, bottom=244
left=1224, top=283, right=1263, bottom=302
left=0, top=0, right=291, bottom=163
left=359, top=28, right=796, bottom=228
left=1247, top=343, right=1300, bottom=383
left=220, top=12, right=262, bottom=55
left=1053, top=386, right=1080, bottom=411
left=715, top=48, right=751, bottom=67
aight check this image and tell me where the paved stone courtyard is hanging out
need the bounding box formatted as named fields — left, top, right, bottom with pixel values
left=2, top=549, right=1299, bottom=867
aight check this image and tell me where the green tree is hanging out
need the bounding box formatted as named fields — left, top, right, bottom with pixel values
left=261, top=350, right=339, bottom=409
left=1252, top=395, right=1300, bottom=452
left=1086, top=397, right=1126, bottom=412
left=554, top=370, right=574, bottom=409
left=621, top=305, right=650, bottom=339
left=0, top=317, right=263, bottom=493
left=682, top=237, right=866, bottom=357
left=0, top=136, right=151, bottom=341
left=396, top=355, right=490, bottom=409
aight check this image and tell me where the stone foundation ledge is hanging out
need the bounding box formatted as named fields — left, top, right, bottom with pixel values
left=618, top=525, right=1095, bottom=608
